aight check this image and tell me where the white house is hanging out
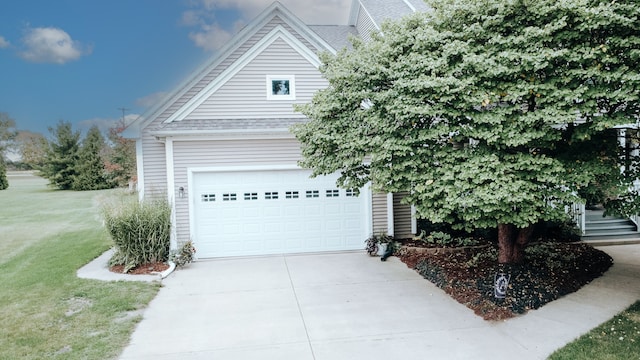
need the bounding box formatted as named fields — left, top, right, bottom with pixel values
left=124, top=0, right=431, bottom=258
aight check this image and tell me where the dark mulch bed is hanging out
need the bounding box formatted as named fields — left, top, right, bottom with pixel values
left=109, top=262, right=169, bottom=275
left=396, top=240, right=613, bottom=321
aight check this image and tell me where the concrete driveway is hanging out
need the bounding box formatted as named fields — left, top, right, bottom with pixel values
left=118, top=246, right=640, bottom=360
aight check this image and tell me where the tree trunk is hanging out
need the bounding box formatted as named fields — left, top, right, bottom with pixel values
left=497, top=223, right=535, bottom=264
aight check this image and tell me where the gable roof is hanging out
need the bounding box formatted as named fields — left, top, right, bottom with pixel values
left=123, top=0, right=431, bottom=139
left=349, top=0, right=431, bottom=29
left=124, top=1, right=345, bottom=138
left=161, top=24, right=324, bottom=125
left=309, top=25, right=359, bottom=51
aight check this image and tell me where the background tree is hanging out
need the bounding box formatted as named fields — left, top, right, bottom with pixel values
left=73, top=125, right=112, bottom=190
left=104, top=119, right=136, bottom=187
left=0, top=157, right=8, bottom=190
left=42, top=120, right=80, bottom=190
left=0, top=113, right=18, bottom=190
left=15, top=131, right=49, bottom=170
left=293, top=0, right=640, bottom=264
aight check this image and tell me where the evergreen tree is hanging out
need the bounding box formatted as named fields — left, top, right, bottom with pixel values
left=73, top=125, right=112, bottom=190
left=0, top=113, right=18, bottom=190
left=42, top=120, right=80, bottom=190
left=0, top=156, right=8, bottom=190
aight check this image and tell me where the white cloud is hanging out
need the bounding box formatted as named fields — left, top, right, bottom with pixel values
left=0, top=36, right=9, bottom=49
left=183, top=0, right=350, bottom=51
left=180, top=10, right=206, bottom=27
left=136, top=91, right=169, bottom=108
left=19, top=27, right=91, bottom=64
left=189, top=23, right=235, bottom=52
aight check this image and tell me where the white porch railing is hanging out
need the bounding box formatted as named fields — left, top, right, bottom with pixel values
left=569, top=202, right=586, bottom=235
left=629, top=180, right=640, bottom=231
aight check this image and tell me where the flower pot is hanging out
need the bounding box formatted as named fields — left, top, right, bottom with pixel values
left=376, top=243, right=388, bottom=256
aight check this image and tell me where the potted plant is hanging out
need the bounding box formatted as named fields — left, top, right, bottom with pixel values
left=364, top=233, right=394, bottom=257
left=170, top=241, right=196, bottom=268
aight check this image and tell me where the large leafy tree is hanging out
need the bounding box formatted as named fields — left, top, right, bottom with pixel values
left=293, top=0, right=640, bottom=264
left=73, top=125, right=112, bottom=190
left=104, top=119, right=136, bottom=187
left=0, top=113, right=17, bottom=190
left=15, top=131, right=49, bottom=170
left=42, top=120, right=81, bottom=190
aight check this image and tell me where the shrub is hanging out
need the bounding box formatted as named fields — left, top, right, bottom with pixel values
left=538, top=219, right=582, bottom=242
left=364, top=233, right=395, bottom=255
left=417, top=230, right=481, bottom=247
left=102, top=197, right=171, bottom=273
left=170, top=241, right=196, bottom=268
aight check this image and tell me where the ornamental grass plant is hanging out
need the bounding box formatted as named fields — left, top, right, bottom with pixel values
left=102, top=197, right=171, bottom=273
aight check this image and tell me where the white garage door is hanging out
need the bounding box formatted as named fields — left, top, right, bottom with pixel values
left=192, top=169, right=369, bottom=258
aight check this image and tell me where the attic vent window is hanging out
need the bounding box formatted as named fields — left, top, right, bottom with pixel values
left=266, top=75, right=295, bottom=101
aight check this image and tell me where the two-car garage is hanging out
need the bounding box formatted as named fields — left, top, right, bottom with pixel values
left=191, top=168, right=370, bottom=258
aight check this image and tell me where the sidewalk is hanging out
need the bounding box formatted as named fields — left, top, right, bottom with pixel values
left=77, top=249, right=162, bottom=282
left=113, top=244, right=640, bottom=360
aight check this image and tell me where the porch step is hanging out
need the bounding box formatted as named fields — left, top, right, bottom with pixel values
left=585, top=218, right=633, bottom=226
left=583, top=224, right=637, bottom=233
left=581, top=209, right=639, bottom=245
left=581, top=236, right=640, bottom=246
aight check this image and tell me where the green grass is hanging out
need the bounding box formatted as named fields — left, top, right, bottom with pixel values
left=0, top=172, right=160, bottom=359
left=549, top=300, right=640, bottom=359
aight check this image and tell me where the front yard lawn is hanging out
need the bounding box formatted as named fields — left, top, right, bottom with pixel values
left=550, top=300, right=640, bottom=359
left=0, top=173, right=160, bottom=359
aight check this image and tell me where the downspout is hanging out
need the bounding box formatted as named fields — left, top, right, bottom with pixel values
left=135, top=138, right=145, bottom=201
left=164, top=137, right=178, bottom=251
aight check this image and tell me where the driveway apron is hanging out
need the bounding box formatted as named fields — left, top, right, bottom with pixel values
left=119, top=246, right=640, bottom=360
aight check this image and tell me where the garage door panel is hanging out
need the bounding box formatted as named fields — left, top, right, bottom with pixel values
left=285, top=238, right=303, bottom=249
left=243, top=222, right=261, bottom=234
left=193, top=169, right=368, bottom=258
left=243, top=207, right=261, bottom=218
left=263, top=205, right=281, bottom=217
left=304, top=204, right=323, bottom=216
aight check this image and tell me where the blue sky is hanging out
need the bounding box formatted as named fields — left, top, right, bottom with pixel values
left=0, top=0, right=350, bottom=136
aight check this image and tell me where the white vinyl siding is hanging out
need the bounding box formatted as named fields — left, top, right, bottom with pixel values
left=186, top=37, right=327, bottom=120
left=139, top=133, right=167, bottom=199
left=393, top=192, right=414, bottom=238
left=371, top=192, right=388, bottom=234
left=356, top=5, right=378, bottom=43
